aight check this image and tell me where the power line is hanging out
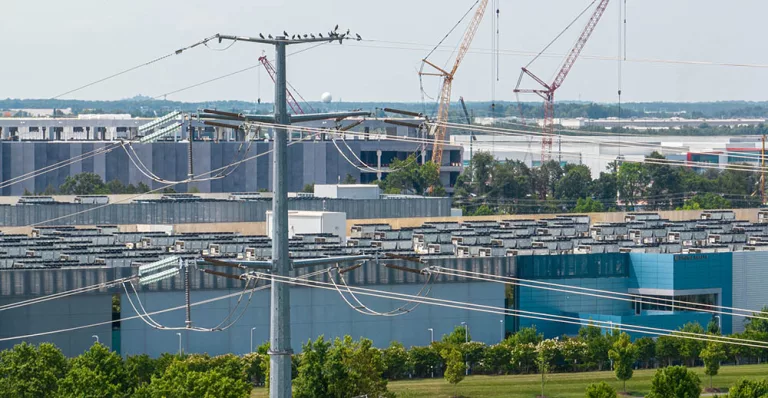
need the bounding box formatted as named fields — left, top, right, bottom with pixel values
left=50, top=35, right=218, bottom=100
left=432, top=267, right=768, bottom=323
left=264, top=272, right=768, bottom=349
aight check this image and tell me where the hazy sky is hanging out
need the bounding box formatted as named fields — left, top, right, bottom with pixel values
left=3, top=0, right=767, bottom=103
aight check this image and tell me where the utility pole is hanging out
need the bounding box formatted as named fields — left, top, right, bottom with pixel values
left=203, top=30, right=367, bottom=398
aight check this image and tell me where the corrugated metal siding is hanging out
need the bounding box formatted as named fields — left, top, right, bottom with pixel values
left=0, top=197, right=451, bottom=226
left=732, top=251, right=768, bottom=333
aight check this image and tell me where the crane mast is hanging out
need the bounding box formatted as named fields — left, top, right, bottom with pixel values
left=421, top=0, right=489, bottom=172
left=514, top=0, right=610, bottom=163
left=258, top=55, right=305, bottom=115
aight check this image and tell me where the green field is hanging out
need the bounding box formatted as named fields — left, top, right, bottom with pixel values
left=252, top=364, right=768, bottom=397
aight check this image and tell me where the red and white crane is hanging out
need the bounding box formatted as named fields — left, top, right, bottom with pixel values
left=514, top=0, right=611, bottom=163
left=258, top=55, right=307, bottom=115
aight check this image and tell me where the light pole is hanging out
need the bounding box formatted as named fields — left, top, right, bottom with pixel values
left=251, top=327, right=257, bottom=353
left=176, top=332, right=182, bottom=355
left=461, top=322, right=469, bottom=376
left=427, top=328, right=434, bottom=344
left=500, top=319, right=504, bottom=341
left=714, top=315, right=722, bottom=332
left=91, top=335, right=99, bottom=344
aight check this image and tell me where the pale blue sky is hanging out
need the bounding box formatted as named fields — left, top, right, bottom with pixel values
left=2, top=0, right=767, bottom=103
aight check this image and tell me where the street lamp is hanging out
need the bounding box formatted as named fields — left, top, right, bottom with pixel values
left=714, top=315, right=722, bottom=332
left=500, top=319, right=504, bottom=341
left=251, top=327, right=257, bottom=353
left=461, top=322, right=469, bottom=376
left=427, top=328, right=434, bottom=344
left=91, top=335, right=99, bottom=344
left=176, top=332, right=182, bottom=355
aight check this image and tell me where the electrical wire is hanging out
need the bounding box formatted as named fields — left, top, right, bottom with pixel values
left=431, top=267, right=768, bottom=323
left=51, top=35, right=217, bottom=100
left=263, top=272, right=768, bottom=349
left=248, top=120, right=768, bottom=174
left=0, top=276, right=133, bottom=312
left=0, top=286, right=268, bottom=342
left=152, top=42, right=328, bottom=100
left=326, top=266, right=435, bottom=317
left=525, top=0, right=598, bottom=69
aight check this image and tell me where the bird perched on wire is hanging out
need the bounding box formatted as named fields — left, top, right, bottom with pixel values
left=283, top=31, right=288, bottom=37
left=303, top=34, right=308, bottom=38
left=318, top=33, right=323, bottom=38
left=334, top=24, right=339, bottom=31
left=259, top=33, right=265, bottom=39
left=310, top=34, right=316, bottom=39
left=268, top=34, right=273, bottom=39
left=356, top=33, right=362, bottom=41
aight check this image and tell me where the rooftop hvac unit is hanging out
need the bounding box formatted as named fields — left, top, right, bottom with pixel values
left=138, top=111, right=181, bottom=134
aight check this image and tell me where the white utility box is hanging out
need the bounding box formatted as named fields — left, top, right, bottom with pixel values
left=266, top=210, right=347, bottom=240
left=314, top=184, right=380, bottom=199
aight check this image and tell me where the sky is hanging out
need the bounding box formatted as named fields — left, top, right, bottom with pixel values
left=2, top=0, right=768, bottom=104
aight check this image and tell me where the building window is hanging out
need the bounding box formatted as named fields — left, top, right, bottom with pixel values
left=518, top=254, right=629, bottom=279
left=633, top=293, right=717, bottom=313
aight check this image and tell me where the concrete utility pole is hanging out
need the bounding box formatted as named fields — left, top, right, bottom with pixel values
left=204, top=30, right=367, bottom=398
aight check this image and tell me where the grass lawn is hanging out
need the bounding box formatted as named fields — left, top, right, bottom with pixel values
left=251, top=364, right=768, bottom=397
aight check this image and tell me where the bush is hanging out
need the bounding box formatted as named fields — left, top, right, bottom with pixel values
left=585, top=381, right=618, bottom=398
left=728, top=378, right=768, bottom=398
left=647, top=366, right=701, bottom=398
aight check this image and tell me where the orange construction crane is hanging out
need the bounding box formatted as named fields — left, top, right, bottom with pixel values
left=514, top=0, right=611, bottom=163
left=420, top=0, right=489, bottom=173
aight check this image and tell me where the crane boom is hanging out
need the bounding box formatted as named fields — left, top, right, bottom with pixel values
left=258, top=55, right=305, bottom=115
left=513, top=0, right=610, bottom=163
left=552, top=0, right=610, bottom=91
left=422, top=0, right=489, bottom=173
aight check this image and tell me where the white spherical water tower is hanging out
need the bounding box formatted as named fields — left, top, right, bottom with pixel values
left=321, top=92, right=333, bottom=103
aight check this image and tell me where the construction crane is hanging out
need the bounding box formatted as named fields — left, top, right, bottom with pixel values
left=258, top=54, right=306, bottom=115
left=514, top=0, right=611, bottom=163
left=420, top=0, right=489, bottom=173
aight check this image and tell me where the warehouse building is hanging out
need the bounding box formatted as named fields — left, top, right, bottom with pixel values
left=2, top=210, right=768, bottom=356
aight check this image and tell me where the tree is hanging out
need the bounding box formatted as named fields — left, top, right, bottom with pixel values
left=442, top=348, right=465, bottom=398
left=105, top=179, right=126, bottom=194
left=645, top=152, right=682, bottom=209
left=442, top=326, right=472, bottom=345
left=574, top=197, right=605, bottom=213
left=655, top=336, right=680, bottom=367
left=707, top=318, right=721, bottom=335
left=555, top=164, right=592, bottom=202
left=680, top=193, right=731, bottom=210
left=138, top=359, right=250, bottom=398
left=677, top=322, right=705, bottom=367
left=302, top=183, right=314, bottom=193
left=322, top=336, right=389, bottom=398
left=634, top=337, right=656, bottom=369
left=381, top=155, right=443, bottom=195
left=382, top=341, right=409, bottom=381
left=579, top=325, right=612, bottom=371
left=407, top=345, right=442, bottom=379
left=535, top=338, right=561, bottom=398
left=699, top=341, right=727, bottom=390
left=608, top=332, right=638, bottom=393
left=126, top=354, right=156, bottom=391
left=591, top=171, right=618, bottom=209
left=488, top=160, right=533, bottom=213
left=745, top=306, right=768, bottom=335
left=534, top=160, right=563, bottom=200
left=136, top=182, right=151, bottom=193
left=470, top=151, right=495, bottom=195
left=481, top=343, right=512, bottom=375
left=617, top=162, right=650, bottom=209
left=585, top=381, right=618, bottom=398
left=510, top=342, right=537, bottom=374
left=59, top=172, right=108, bottom=195
left=560, top=338, right=588, bottom=372
left=294, top=336, right=331, bottom=398
left=63, top=343, right=129, bottom=397
left=342, top=173, right=357, bottom=184
left=472, top=204, right=494, bottom=216
left=646, top=366, right=701, bottom=398
left=728, top=378, right=768, bottom=398
left=0, top=342, right=68, bottom=398
left=57, top=365, right=121, bottom=398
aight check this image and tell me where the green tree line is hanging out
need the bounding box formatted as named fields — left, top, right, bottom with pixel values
left=454, top=151, right=764, bottom=215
